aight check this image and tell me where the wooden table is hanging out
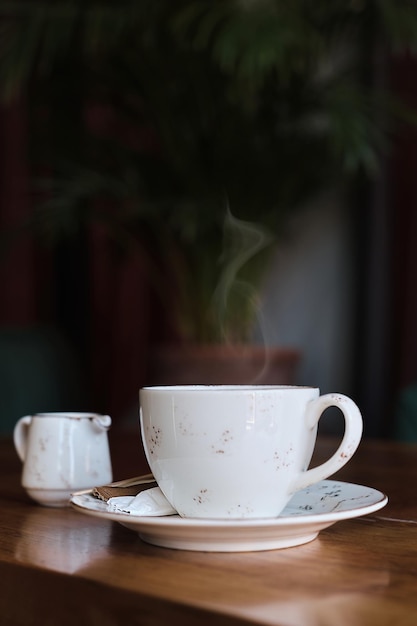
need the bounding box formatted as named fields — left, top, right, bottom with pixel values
left=1, top=431, right=417, bottom=626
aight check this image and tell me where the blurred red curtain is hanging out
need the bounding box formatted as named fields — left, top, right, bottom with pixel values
left=0, top=98, right=155, bottom=426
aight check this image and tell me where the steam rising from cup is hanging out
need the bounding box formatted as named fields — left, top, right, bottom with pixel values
left=212, top=207, right=274, bottom=345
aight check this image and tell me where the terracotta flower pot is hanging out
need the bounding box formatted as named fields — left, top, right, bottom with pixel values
left=148, top=344, right=301, bottom=386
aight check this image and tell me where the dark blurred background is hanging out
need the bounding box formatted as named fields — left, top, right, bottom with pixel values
left=0, top=1, right=416, bottom=440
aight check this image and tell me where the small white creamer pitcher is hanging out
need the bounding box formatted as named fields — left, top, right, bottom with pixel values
left=14, top=412, right=113, bottom=507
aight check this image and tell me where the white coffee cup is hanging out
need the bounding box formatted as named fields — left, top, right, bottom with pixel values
left=14, top=412, right=113, bottom=507
left=139, top=385, right=363, bottom=519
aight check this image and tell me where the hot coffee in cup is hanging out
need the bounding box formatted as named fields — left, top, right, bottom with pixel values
left=139, top=385, right=363, bottom=520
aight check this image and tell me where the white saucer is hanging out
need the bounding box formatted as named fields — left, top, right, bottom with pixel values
left=70, top=480, right=387, bottom=552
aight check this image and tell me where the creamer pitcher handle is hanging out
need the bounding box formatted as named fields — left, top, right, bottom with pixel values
left=290, top=394, right=363, bottom=493
left=13, top=415, right=33, bottom=462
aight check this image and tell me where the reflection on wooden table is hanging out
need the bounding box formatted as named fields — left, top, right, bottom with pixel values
left=1, top=432, right=417, bottom=626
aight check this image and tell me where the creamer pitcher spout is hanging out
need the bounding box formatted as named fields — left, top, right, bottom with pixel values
left=92, top=414, right=112, bottom=431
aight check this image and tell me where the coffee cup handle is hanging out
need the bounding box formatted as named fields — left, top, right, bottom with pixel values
left=13, top=415, right=32, bottom=462
left=290, top=394, right=363, bottom=493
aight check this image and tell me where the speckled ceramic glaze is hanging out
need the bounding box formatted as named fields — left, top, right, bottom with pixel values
left=14, top=412, right=113, bottom=507
left=139, top=385, right=363, bottom=520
